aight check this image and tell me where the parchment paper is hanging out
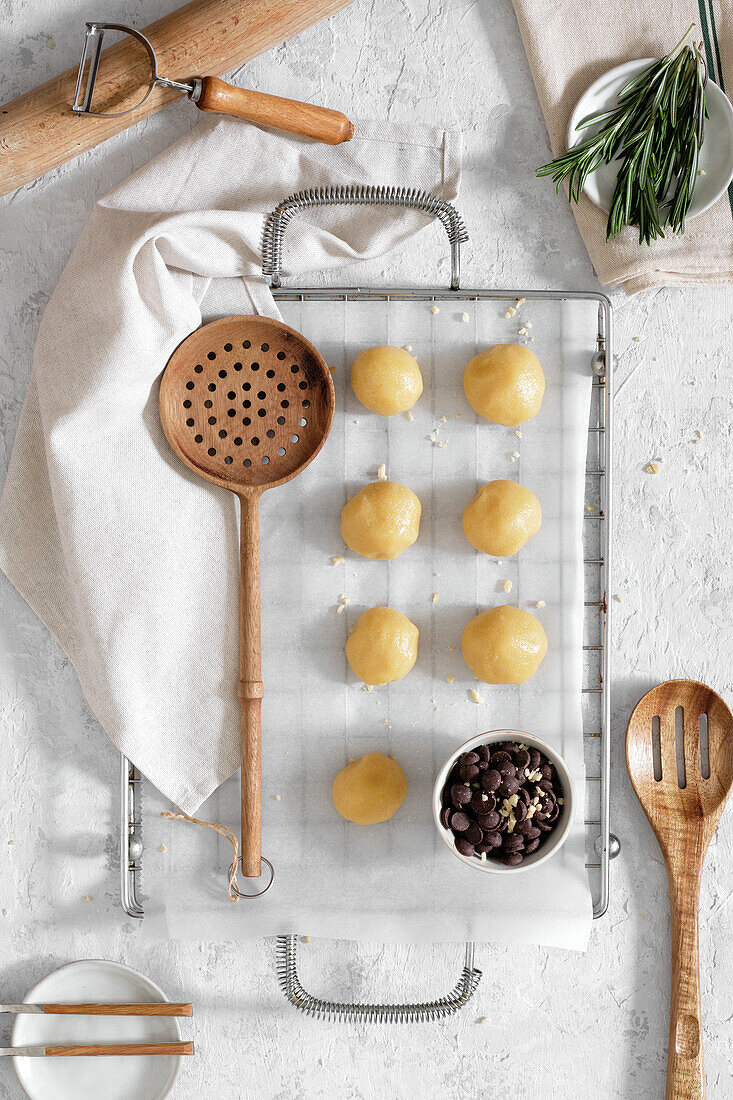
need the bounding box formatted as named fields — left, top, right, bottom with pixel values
left=143, top=291, right=596, bottom=950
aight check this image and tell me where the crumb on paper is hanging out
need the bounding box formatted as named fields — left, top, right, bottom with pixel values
left=437, top=415, right=446, bottom=422
left=362, top=684, right=374, bottom=692
left=7, top=840, right=15, bottom=846
left=406, top=410, right=414, bottom=422
left=645, top=463, right=660, bottom=474
left=329, top=365, right=337, bottom=373
left=633, top=336, right=642, bottom=343
left=503, top=579, right=512, bottom=593
left=353, top=418, right=360, bottom=424
left=585, top=503, right=595, bottom=512
left=448, top=644, right=455, bottom=651
left=518, top=327, right=528, bottom=336
left=516, top=298, right=526, bottom=308
left=46, top=36, right=56, bottom=49
left=470, top=688, right=484, bottom=704
left=85, top=896, right=93, bottom=903
left=438, top=440, right=447, bottom=449
left=535, top=600, right=546, bottom=609
left=403, top=344, right=413, bottom=352
left=274, top=794, right=281, bottom=802
left=336, top=594, right=350, bottom=614
left=331, top=555, right=345, bottom=565
left=455, top=413, right=462, bottom=418
left=434, top=705, right=439, bottom=711
left=698, top=169, right=706, bottom=176
left=446, top=674, right=456, bottom=684
left=693, top=429, right=702, bottom=442
left=304, top=936, right=311, bottom=943
left=614, top=593, right=622, bottom=602
left=430, top=305, right=440, bottom=314
left=528, top=337, right=534, bottom=342
left=432, top=592, right=440, bottom=603
left=512, top=451, right=520, bottom=459
left=515, top=430, right=522, bottom=438
left=504, top=306, right=516, bottom=318
left=428, top=433, right=437, bottom=443
left=508, top=454, right=516, bottom=462
left=434, top=571, right=441, bottom=577
left=377, top=463, right=387, bottom=481
left=460, top=312, right=470, bottom=323
left=160, top=844, right=167, bottom=852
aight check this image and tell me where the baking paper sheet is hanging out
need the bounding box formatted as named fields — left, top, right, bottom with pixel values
left=143, top=291, right=595, bottom=950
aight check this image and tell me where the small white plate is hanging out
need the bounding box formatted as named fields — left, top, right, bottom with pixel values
left=12, top=960, right=182, bottom=1100
left=567, top=58, right=733, bottom=219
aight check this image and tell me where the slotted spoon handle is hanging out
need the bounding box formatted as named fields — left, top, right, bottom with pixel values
left=195, top=78, right=354, bottom=145
left=239, top=491, right=263, bottom=877
left=667, top=848, right=705, bottom=1099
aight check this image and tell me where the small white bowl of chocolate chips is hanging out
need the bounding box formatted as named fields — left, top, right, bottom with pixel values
left=433, top=730, right=575, bottom=873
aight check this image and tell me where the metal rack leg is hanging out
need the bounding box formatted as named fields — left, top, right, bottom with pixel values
left=276, top=936, right=482, bottom=1022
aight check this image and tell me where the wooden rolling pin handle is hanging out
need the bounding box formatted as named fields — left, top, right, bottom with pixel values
left=46, top=1042, right=194, bottom=1057
left=195, top=76, right=354, bottom=145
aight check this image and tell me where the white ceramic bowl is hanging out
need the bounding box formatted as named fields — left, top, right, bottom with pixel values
left=567, top=58, right=733, bottom=220
left=12, top=960, right=182, bottom=1100
left=432, top=729, right=575, bottom=875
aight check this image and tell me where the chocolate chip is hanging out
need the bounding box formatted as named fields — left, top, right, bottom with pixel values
left=498, top=760, right=516, bottom=779
left=497, top=776, right=519, bottom=797
left=455, top=838, right=475, bottom=857
left=538, top=778, right=554, bottom=793
left=514, top=749, right=530, bottom=769
left=459, top=763, right=480, bottom=781
left=547, top=804, right=560, bottom=822
left=536, top=820, right=553, bottom=832
left=503, top=742, right=521, bottom=755
left=524, top=826, right=541, bottom=840
left=476, top=745, right=490, bottom=762
left=518, top=788, right=530, bottom=806
left=440, top=807, right=452, bottom=829
left=471, top=790, right=491, bottom=813
left=539, top=764, right=553, bottom=780
left=524, top=837, right=541, bottom=853
left=482, top=769, right=501, bottom=792
left=477, top=794, right=496, bottom=814
left=477, top=810, right=500, bottom=830
left=450, top=811, right=470, bottom=832
left=514, top=800, right=527, bottom=822
left=475, top=842, right=492, bottom=854
left=450, top=784, right=472, bottom=806
left=476, top=759, right=489, bottom=771
left=503, top=852, right=524, bottom=866
left=491, top=751, right=512, bottom=765
left=465, top=823, right=483, bottom=845
left=461, top=751, right=480, bottom=765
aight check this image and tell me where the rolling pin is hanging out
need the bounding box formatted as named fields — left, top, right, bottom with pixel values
left=0, top=0, right=354, bottom=198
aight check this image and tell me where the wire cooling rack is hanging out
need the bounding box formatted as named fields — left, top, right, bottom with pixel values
left=120, top=187, right=619, bottom=1021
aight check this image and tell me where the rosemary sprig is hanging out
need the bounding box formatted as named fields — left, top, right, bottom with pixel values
left=537, top=28, right=707, bottom=245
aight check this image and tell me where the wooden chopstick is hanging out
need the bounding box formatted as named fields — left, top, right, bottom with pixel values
left=41, top=1003, right=192, bottom=1016
left=46, top=1041, right=194, bottom=1057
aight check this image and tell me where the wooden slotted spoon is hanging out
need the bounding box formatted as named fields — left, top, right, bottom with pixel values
left=160, top=315, right=335, bottom=887
left=626, top=679, right=733, bottom=1100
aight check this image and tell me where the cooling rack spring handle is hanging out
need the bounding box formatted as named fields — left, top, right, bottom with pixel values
left=262, top=185, right=469, bottom=291
left=276, top=936, right=481, bottom=1023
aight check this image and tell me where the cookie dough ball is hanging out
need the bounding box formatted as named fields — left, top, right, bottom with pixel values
left=341, top=480, right=421, bottom=560
left=351, top=345, right=423, bottom=416
left=333, top=752, right=407, bottom=824
left=463, top=344, right=545, bottom=426
left=462, top=605, right=547, bottom=684
left=346, top=606, right=419, bottom=686
left=463, top=479, right=542, bottom=557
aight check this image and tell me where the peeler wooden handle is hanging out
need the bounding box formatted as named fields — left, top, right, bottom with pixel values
left=666, top=851, right=705, bottom=1099
left=195, top=77, right=353, bottom=144
left=238, top=492, right=263, bottom=877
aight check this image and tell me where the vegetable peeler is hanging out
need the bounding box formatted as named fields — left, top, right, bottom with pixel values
left=72, top=22, right=354, bottom=144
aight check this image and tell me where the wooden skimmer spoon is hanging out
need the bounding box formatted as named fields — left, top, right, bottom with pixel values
left=626, top=679, right=733, bottom=1100
left=160, top=315, right=334, bottom=886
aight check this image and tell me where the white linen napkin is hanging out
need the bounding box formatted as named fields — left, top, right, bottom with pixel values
left=0, top=117, right=461, bottom=813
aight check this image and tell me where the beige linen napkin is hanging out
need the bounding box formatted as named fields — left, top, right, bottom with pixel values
left=512, top=0, right=733, bottom=292
left=0, top=117, right=461, bottom=814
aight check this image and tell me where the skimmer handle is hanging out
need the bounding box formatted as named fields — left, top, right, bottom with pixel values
left=238, top=491, right=263, bottom=877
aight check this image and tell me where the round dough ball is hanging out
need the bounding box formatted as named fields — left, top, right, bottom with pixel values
left=463, top=344, right=545, bottom=426
left=341, top=480, right=421, bottom=560
left=351, top=345, right=423, bottom=416
left=462, top=605, right=547, bottom=684
left=463, top=479, right=542, bottom=557
left=332, top=752, right=407, bottom=824
left=346, top=606, right=419, bottom=686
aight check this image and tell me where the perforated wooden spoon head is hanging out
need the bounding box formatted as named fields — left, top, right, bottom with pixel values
left=626, top=679, right=733, bottom=853
left=159, top=315, right=335, bottom=494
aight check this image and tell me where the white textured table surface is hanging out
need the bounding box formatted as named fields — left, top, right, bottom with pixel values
left=1, top=2, right=732, bottom=1098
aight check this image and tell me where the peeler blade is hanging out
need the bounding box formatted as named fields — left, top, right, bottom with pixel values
left=72, top=23, right=105, bottom=115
